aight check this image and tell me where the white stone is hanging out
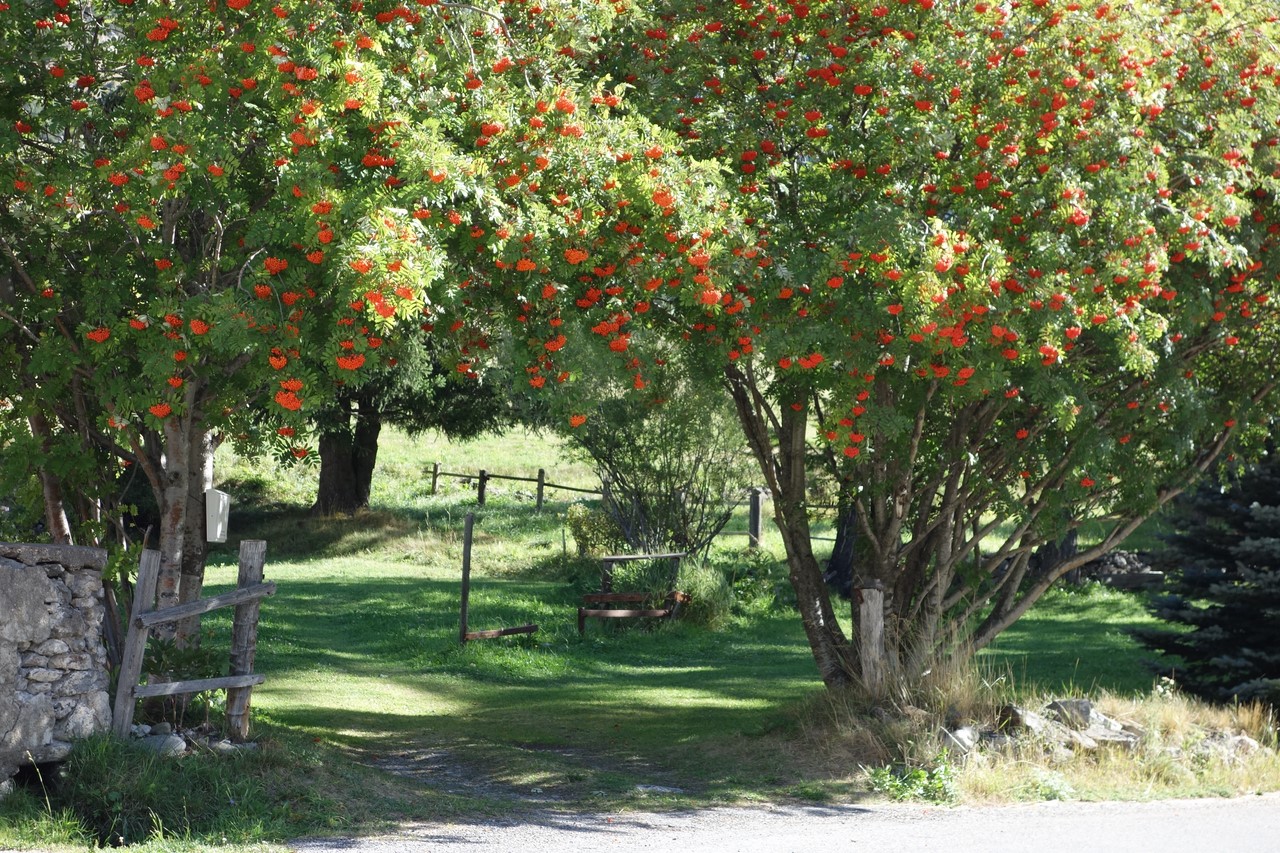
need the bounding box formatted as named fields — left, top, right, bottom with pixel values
left=137, top=734, right=187, bottom=757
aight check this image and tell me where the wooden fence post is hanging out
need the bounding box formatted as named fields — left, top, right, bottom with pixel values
left=225, top=539, right=267, bottom=742
left=477, top=469, right=488, bottom=506
left=459, top=512, right=475, bottom=643
left=857, top=583, right=887, bottom=699
left=431, top=462, right=441, bottom=495
left=748, top=488, right=763, bottom=549
left=536, top=468, right=546, bottom=511
left=111, top=549, right=161, bottom=737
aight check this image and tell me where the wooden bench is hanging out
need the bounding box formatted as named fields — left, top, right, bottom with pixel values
left=577, top=551, right=689, bottom=635
left=578, top=591, right=691, bottom=635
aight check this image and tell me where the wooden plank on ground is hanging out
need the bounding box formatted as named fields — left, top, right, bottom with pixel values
left=579, top=608, right=673, bottom=619
left=464, top=624, right=538, bottom=640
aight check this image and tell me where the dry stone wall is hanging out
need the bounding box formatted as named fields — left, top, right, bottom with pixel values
left=0, top=542, right=111, bottom=782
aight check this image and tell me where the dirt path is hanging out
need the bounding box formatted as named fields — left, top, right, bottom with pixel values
left=292, top=792, right=1280, bottom=852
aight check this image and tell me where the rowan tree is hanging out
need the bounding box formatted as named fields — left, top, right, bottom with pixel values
left=553, top=0, right=1280, bottom=690
left=0, top=0, right=713, bottom=638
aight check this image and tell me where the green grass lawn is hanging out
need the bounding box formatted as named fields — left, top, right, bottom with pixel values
left=198, top=427, right=1174, bottom=807
left=3, top=427, right=1272, bottom=853
left=978, top=583, right=1170, bottom=695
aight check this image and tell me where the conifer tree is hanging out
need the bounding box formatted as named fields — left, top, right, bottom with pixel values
left=1140, top=453, right=1280, bottom=704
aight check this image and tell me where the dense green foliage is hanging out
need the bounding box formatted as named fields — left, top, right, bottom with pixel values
left=573, top=0, right=1280, bottom=687
left=1140, top=453, right=1280, bottom=704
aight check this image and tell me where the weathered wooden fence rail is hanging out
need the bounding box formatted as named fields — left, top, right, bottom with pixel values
left=112, top=540, right=273, bottom=742
left=429, top=463, right=600, bottom=510
left=429, top=463, right=770, bottom=547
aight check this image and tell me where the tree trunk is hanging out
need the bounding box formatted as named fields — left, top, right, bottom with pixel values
left=28, top=413, right=74, bottom=545
left=154, top=419, right=191, bottom=639
left=313, top=404, right=382, bottom=515
left=823, top=500, right=858, bottom=599
left=176, top=430, right=216, bottom=645
left=724, top=365, right=854, bottom=688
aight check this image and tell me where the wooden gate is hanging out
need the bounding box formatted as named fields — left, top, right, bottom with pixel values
left=111, top=540, right=274, bottom=742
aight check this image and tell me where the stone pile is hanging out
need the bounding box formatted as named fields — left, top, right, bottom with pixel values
left=941, top=697, right=1143, bottom=759
left=1073, top=550, right=1165, bottom=589
left=941, top=697, right=1262, bottom=764
left=1, top=543, right=112, bottom=786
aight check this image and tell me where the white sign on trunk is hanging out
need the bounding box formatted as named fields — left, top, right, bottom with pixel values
left=205, top=489, right=230, bottom=543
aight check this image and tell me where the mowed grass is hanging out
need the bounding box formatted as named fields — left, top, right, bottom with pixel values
left=204, top=428, right=825, bottom=808
left=201, top=427, right=1184, bottom=804
left=5, top=426, right=1275, bottom=853
left=978, top=584, right=1171, bottom=695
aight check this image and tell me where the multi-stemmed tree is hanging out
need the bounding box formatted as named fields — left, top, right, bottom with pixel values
left=562, top=0, right=1280, bottom=689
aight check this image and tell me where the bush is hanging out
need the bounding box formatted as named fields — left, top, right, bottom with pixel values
left=715, top=548, right=795, bottom=614
left=676, top=559, right=734, bottom=629
left=565, top=502, right=625, bottom=557
left=560, top=367, right=758, bottom=559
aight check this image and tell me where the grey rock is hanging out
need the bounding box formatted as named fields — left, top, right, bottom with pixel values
left=209, top=739, right=258, bottom=754
left=137, top=734, right=187, bottom=757
left=1229, top=735, right=1261, bottom=756
left=24, top=668, right=60, bottom=684
left=1081, top=725, right=1139, bottom=749
left=53, top=670, right=107, bottom=696
left=151, top=722, right=173, bottom=736
left=635, top=784, right=684, bottom=795
left=998, top=704, right=1050, bottom=735
left=35, top=639, right=71, bottom=657
left=1062, top=728, right=1099, bottom=751
left=48, top=653, right=93, bottom=671
left=26, top=739, right=73, bottom=763
left=0, top=543, right=107, bottom=571
left=1046, top=699, right=1093, bottom=730
left=0, top=694, right=54, bottom=751
left=52, top=693, right=110, bottom=741
left=0, top=563, right=57, bottom=644
left=65, top=570, right=102, bottom=600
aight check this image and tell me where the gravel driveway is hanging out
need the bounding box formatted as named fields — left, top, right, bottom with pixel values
left=291, top=792, right=1280, bottom=852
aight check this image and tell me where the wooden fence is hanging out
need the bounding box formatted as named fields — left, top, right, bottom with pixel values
left=458, top=512, right=538, bottom=643
left=112, top=540, right=273, bottom=742
left=429, top=461, right=770, bottom=547
left=428, top=462, right=601, bottom=510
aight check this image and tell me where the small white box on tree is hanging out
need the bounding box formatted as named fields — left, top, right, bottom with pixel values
left=205, top=489, right=230, bottom=543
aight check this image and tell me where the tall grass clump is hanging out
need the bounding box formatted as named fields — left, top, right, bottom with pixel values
left=784, top=652, right=1280, bottom=806
left=0, top=728, right=392, bottom=850
left=48, top=735, right=276, bottom=846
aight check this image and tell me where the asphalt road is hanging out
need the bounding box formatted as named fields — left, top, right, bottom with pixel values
left=291, top=793, right=1280, bottom=852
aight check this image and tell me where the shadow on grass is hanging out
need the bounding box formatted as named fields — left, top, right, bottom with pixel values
left=978, top=586, right=1166, bottom=694
left=214, top=494, right=579, bottom=564
left=209, top=570, right=824, bottom=805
